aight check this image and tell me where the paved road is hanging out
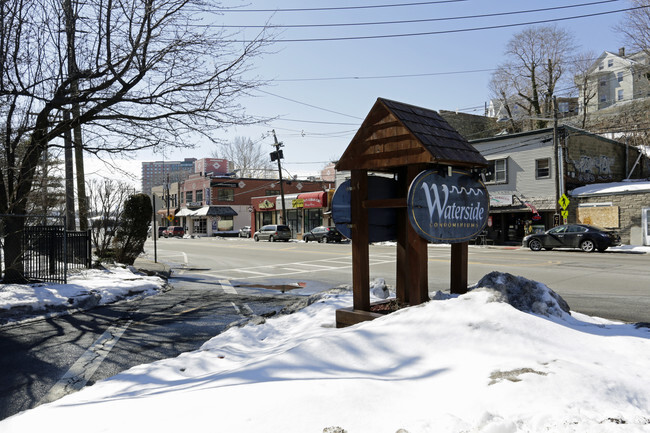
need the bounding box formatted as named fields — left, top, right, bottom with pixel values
left=149, top=236, right=650, bottom=323
left=0, top=275, right=304, bottom=421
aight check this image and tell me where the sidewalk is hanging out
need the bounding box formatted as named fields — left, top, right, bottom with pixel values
left=132, top=257, right=173, bottom=278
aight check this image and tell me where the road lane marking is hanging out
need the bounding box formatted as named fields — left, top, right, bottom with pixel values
left=236, top=269, right=273, bottom=276
left=220, top=280, right=238, bottom=294
left=230, top=302, right=254, bottom=316
left=39, top=320, right=132, bottom=405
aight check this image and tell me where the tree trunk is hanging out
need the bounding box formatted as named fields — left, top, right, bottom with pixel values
left=64, top=110, right=76, bottom=230
left=73, top=115, right=88, bottom=231
left=2, top=215, right=27, bottom=283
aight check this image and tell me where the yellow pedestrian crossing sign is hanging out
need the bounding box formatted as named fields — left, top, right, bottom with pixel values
left=558, top=194, right=570, bottom=210
left=561, top=210, right=568, bottom=219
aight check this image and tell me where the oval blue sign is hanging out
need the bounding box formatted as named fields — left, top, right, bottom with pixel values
left=407, top=169, right=489, bottom=243
left=332, top=176, right=399, bottom=243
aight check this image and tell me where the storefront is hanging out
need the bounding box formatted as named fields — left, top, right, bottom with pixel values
left=487, top=194, right=556, bottom=244
left=175, top=205, right=237, bottom=236
left=251, top=191, right=330, bottom=239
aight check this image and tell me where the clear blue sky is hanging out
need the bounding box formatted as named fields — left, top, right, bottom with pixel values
left=135, top=0, right=634, bottom=178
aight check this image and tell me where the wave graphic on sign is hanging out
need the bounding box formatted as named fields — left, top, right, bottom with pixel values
left=448, top=185, right=485, bottom=196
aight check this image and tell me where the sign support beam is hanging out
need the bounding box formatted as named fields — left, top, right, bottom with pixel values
left=450, top=241, right=469, bottom=294
left=350, top=169, right=370, bottom=311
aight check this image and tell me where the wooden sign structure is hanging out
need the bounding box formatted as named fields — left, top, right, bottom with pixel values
left=334, top=98, right=488, bottom=327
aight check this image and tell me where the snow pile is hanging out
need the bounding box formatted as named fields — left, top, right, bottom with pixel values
left=370, top=277, right=390, bottom=299
left=2, top=271, right=649, bottom=432
left=474, top=271, right=571, bottom=319
left=0, top=266, right=165, bottom=322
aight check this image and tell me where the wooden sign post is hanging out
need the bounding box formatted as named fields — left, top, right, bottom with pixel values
left=334, top=98, right=488, bottom=327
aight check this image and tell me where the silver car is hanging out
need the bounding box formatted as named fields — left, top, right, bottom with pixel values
left=253, top=224, right=292, bottom=242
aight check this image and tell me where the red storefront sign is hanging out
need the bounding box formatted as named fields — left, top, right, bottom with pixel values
left=298, top=191, right=326, bottom=208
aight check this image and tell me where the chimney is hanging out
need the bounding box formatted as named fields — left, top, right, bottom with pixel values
left=619, top=47, right=625, bottom=57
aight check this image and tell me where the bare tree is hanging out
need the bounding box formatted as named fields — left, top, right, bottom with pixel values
left=572, top=50, right=599, bottom=128
left=488, top=67, right=524, bottom=133
left=87, top=178, right=134, bottom=259
left=0, top=0, right=270, bottom=281
left=213, top=136, right=275, bottom=178
left=617, top=0, right=650, bottom=53
left=493, top=25, right=576, bottom=129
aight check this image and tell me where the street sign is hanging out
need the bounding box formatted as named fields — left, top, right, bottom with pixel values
left=167, top=215, right=173, bottom=222
left=558, top=193, right=570, bottom=210
left=561, top=210, right=568, bottom=219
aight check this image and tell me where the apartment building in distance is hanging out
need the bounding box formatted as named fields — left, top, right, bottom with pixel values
left=141, top=158, right=197, bottom=195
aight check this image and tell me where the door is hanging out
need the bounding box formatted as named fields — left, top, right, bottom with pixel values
left=545, top=225, right=568, bottom=248
left=641, top=207, right=650, bottom=245
left=564, top=225, right=588, bottom=248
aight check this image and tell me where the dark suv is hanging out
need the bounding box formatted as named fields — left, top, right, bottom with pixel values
left=163, top=226, right=185, bottom=238
left=304, top=226, right=343, bottom=243
left=253, top=224, right=292, bottom=242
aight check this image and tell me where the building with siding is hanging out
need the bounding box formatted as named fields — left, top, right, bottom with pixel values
left=576, top=48, right=650, bottom=114
left=470, top=125, right=647, bottom=244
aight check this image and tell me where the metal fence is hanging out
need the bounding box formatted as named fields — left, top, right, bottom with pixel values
left=21, top=225, right=91, bottom=284
left=0, top=223, right=91, bottom=284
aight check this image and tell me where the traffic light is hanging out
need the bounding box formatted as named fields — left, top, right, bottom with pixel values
left=270, top=149, right=284, bottom=161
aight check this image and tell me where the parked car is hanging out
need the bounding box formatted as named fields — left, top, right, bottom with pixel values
left=304, top=226, right=343, bottom=243
left=253, top=224, right=292, bottom=242
left=239, top=226, right=251, bottom=238
left=522, top=224, right=620, bottom=252
left=163, top=226, right=185, bottom=238
left=147, top=226, right=167, bottom=238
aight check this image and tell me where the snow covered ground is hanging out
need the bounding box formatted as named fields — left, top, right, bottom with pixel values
left=1, top=266, right=649, bottom=432
left=0, top=266, right=166, bottom=324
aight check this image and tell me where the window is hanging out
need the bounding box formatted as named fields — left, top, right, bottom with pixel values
left=485, top=158, right=507, bottom=184
left=535, top=158, right=551, bottom=179
left=195, top=189, right=203, bottom=203
left=265, top=190, right=280, bottom=196
left=608, top=59, right=614, bottom=67
left=598, top=63, right=604, bottom=70
left=618, top=89, right=624, bottom=101
left=617, top=72, right=624, bottom=82
left=600, top=94, right=607, bottom=103
left=217, top=188, right=234, bottom=202
left=600, top=78, right=607, bottom=87
left=185, top=191, right=193, bottom=203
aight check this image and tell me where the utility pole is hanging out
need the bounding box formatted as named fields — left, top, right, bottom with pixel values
left=270, top=130, right=287, bottom=224
left=553, top=96, right=561, bottom=226
left=166, top=173, right=170, bottom=227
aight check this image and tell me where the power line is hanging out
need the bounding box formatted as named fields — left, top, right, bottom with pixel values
left=217, top=1, right=622, bottom=29
left=217, top=1, right=468, bottom=13
left=275, top=68, right=496, bottom=82
left=256, top=89, right=364, bottom=120
left=226, top=6, right=646, bottom=43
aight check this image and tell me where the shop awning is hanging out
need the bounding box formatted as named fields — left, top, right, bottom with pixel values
left=156, top=208, right=177, bottom=216
left=298, top=191, right=326, bottom=208
left=175, top=207, right=195, bottom=217
left=193, top=206, right=238, bottom=217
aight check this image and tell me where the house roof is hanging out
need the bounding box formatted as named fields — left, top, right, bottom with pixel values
left=335, top=98, right=487, bottom=171
left=470, top=125, right=626, bottom=148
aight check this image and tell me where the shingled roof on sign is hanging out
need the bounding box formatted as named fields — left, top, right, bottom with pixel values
left=336, top=98, right=488, bottom=171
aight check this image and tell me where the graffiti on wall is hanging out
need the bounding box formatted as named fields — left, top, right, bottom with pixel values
left=569, top=155, right=615, bottom=183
